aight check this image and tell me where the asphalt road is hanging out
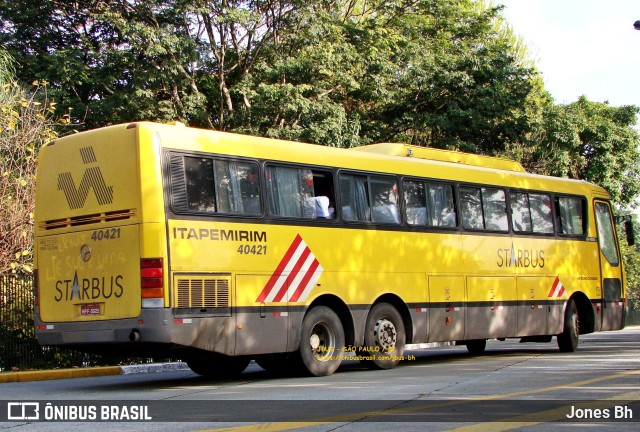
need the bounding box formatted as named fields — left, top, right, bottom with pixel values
left=1, top=327, right=639, bottom=431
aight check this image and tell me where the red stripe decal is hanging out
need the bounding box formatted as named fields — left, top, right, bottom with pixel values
left=255, top=234, right=303, bottom=302
left=273, top=247, right=312, bottom=302
left=289, top=259, right=320, bottom=302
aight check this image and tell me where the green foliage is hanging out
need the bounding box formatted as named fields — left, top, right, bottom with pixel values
left=358, top=0, right=534, bottom=153
left=524, top=97, right=640, bottom=205
left=617, top=217, right=640, bottom=309
left=0, top=0, right=535, bottom=151
left=569, top=99, right=640, bottom=205
left=0, top=50, right=64, bottom=274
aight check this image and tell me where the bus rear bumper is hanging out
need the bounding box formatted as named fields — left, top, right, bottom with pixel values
left=34, top=309, right=235, bottom=356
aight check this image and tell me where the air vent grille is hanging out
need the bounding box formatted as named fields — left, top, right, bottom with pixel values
left=175, top=275, right=230, bottom=309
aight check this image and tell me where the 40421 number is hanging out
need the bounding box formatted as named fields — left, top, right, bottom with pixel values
left=237, top=244, right=267, bottom=255
left=91, top=228, right=121, bottom=241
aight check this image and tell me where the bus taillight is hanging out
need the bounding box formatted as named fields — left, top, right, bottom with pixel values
left=140, top=258, right=164, bottom=308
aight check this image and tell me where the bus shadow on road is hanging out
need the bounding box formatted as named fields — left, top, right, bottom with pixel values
left=79, top=330, right=640, bottom=393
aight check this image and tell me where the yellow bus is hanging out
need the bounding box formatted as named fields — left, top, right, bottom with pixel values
left=34, top=122, right=629, bottom=377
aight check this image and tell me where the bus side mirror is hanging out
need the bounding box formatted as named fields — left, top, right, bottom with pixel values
left=625, top=220, right=635, bottom=246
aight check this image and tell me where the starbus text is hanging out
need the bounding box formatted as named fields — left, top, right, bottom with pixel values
left=54, top=273, right=124, bottom=302
left=497, top=248, right=545, bottom=268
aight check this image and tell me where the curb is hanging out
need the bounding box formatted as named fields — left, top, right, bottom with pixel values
left=0, top=362, right=189, bottom=384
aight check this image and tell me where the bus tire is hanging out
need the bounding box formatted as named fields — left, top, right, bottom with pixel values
left=361, top=302, right=406, bottom=370
left=255, top=354, right=295, bottom=374
left=465, top=339, right=487, bottom=355
left=187, top=355, right=251, bottom=378
left=297, top=306, right=345, bottom=377
left=557, top=299, right=579, bottom=352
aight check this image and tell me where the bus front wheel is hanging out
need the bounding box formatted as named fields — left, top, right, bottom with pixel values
left=297, top=306, right=345, bottom=377
left=361, top=303, right=406, bottom=370
left=557, top=299, right=579, bottom=352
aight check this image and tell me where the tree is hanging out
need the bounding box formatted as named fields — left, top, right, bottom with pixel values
left=0, top=0, right=536, bottom=151
left=356, top=0, right=534, bottom=153
left=619, top=217, right=640, bottom=308
left=231, top=0, right=536, bottom=151
left=526, top=97, right=640, bottom=206
left=0, top=49, right=60, bottom=274
left=0, top=0, right=299, bottom=130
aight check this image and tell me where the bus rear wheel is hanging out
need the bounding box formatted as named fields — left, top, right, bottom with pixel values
left=297, top=306, right=345, bottom=377
left=557, top=299, right=579, bottom=352
left=361, top=303, right=406, bottom=370
left=186, top=354, right=251, bottom=379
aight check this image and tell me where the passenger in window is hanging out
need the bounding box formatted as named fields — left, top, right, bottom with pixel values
left=441, top=207, right=456, bottom=227
left=372, top=183, right=400, bottom=224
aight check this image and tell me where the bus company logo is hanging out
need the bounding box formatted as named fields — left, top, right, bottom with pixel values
left=497, top=242, right=545, bottom=268
left=80, top=244, right=92, bottom=262
left=548, top=276, right=566, bottom=298
left=58, top=146, right=114, bottom=210
left=54, top=271, right=124, bottom=302
left=255, top=234, right=323, bottom=303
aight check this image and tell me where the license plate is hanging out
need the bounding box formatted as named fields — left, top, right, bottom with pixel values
left=80, top=303, right=101, bottom=316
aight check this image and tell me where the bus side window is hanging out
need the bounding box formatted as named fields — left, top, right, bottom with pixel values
left=429, top=183, right=456, bottom=227
left=460, top=187, right=484, bottom=230
left=529, top=193, right=553, bottom=234
left=404, top=180, right=428, bottom=226
left=556, top=196, right=586, bottom=236
left=184, top=156, right=216, bottom=212
left=482, top=187, right=508, bottom=231
left=340, top=174, right=370, bottom=222
left=370, top=177, right=400, bottom=224
left=214, top=159, right=262, bottom=215
left=405, top=180, right=456, bottom=228
left=266, top=165, right=336, bottom=220
left=511, top=192, right=554, bottom=234
left=460, top=186, right=507, bottom=231
left=510, top=192, right=532, bottom=232
left=175, top=154, right=262, bottom=216
left=340, top=173, right=399, bottom=224
left=311, top=170, right=336, bottom=219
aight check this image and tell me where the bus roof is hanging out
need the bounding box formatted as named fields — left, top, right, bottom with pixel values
left=128, top=122, right=609, bottom=199
left=351, top=143, right=527, bottom=173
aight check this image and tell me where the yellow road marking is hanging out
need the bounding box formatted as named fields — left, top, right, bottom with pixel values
left=194, top=369, right=640, bottom=432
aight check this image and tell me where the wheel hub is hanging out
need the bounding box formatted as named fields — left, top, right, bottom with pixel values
left=310, top=333, right=320, bottom=350
left=374, top=318, right=397, bottom=352
left=310, top=322, right=335, bottom=361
